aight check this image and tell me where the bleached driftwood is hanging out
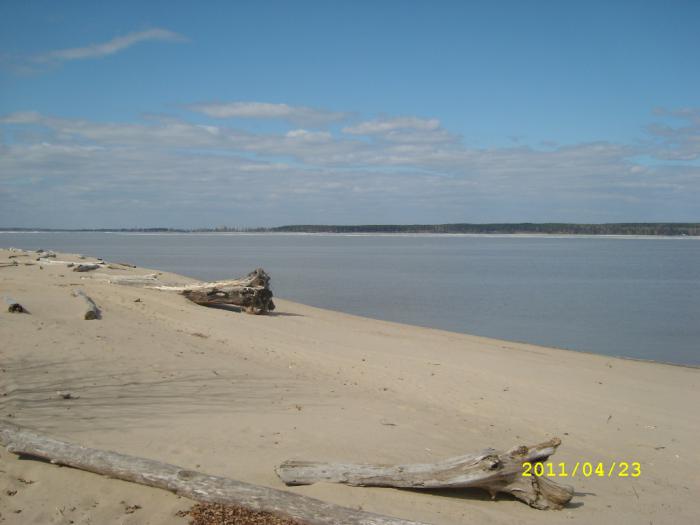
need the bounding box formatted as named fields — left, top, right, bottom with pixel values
left=4, top=296, right=27, bottom=313
left=150, top=268, right=270, bottom=292
left=85, top=273, right=161, bottom=286
left=151, top=268, right=275, bottom=314
left=0, top=261, right=18, bottom=268
left=73, top=263, right=101, bottom=272
left=37, top=258, right=104, bottom=268
left=0, top=421, right=424, bottom=525
left=72, top=289, right=100, bottom=320
left=277, top=438, right=573, bottom=510
left=113, top=261, right=137, bottom=268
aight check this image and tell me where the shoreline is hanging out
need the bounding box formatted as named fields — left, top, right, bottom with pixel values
left=1, top=247, right=699, bottom=525
left=2, top=230, right=699, bottom=240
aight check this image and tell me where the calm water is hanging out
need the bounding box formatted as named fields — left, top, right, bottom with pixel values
left=2, top=232, right=699, bottom=366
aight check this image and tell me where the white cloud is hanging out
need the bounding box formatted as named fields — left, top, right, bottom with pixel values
left=187, top=101, right=349, bottom=127
left=342, top=116, right=458, bottom=145
left=646, top=108, right=700, bottom=161
left=36, top=28, right=187, bottom=64
left=343, top=116, right=441, bottom=135
left=1, top=107, right=698, bottom=227
left=0, top=111, right=43, bottom=124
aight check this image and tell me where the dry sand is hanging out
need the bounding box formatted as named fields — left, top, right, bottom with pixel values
left=0, top=248, right=698, bottom=524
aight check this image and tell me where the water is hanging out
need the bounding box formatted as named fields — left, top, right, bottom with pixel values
left=2, top=231, right=699, bottom=366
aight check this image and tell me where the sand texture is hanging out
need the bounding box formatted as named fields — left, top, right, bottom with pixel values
left=1, top=248, right=698, bottom=524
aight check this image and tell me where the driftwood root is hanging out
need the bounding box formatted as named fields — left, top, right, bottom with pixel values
left=4, top=296, right=27, bottom=313
left=172, top=268, right=275, bottom=314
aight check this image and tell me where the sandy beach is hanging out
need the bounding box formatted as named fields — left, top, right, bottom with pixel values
left=1, top=247, right=698, bottom=525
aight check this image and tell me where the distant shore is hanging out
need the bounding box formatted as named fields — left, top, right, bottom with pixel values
left=2, top=222, right=699, bottom=236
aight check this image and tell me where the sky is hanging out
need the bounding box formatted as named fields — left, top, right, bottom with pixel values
left=1, top=0, right=699, bottom=228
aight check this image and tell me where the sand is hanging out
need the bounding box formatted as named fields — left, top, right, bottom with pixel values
left=1, top=248, right=698, bottom=525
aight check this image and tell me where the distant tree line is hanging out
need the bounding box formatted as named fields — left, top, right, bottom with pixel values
left=3, top=223, right=699, bottom=235
left=263, top=223, right=700, bottom=236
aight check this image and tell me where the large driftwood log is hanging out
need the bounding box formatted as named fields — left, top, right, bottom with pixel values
left=0, top=421, right=424, bottom=525
left=4, top=296, right=27, bottom=313
left=277, top=438, right=573, bottom=510
left=153, top=268, right=275, bottom=315
left=72, top=289, right=101, bottom=320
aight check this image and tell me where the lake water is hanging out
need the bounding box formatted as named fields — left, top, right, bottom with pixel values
left=2, top=232, right=699, bottom=366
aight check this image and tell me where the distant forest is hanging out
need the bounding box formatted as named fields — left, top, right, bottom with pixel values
left=4, top=223, right=700, bottom=236
left=264, top=223, right=700, bottom=236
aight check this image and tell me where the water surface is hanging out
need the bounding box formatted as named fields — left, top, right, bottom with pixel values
left=3, top=232, right=698, bottom=366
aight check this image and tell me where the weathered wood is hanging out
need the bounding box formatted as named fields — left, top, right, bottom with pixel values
left=4, top=296, right=27, bottom=313
left=182, top=286, right=274, bottom=314
left=0, top=261, right=18, bottom=268
left=0, top=421, right=424, bottom=525
left=89, top=273, right=161, bottom=286
left=114, top=261, right=137, bottom=268
left=73, top=263, right=102, bottom=272
left=153, top=269, right=275, bottom=315
left=72, top=289, right=101, bottom=320
left=151, top=268, right=270, bottom=292
left=36, top=258, right=76, bottom=266
left=277, top=438, right=573, bottom=510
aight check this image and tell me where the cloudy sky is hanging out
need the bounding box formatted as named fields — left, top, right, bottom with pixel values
left=1, top=1, right=699, bottom=228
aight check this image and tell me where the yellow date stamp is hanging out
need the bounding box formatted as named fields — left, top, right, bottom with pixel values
left=522, top=461, right=641, bottom=478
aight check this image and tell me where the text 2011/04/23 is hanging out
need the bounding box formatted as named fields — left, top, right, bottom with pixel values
left=522, top=461, right=641, bottom=478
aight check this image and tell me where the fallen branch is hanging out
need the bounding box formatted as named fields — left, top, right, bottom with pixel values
left=150, top=268, right=270, bottom=292
left=73, top=263, right=102, bottom=272
left=86, top=273, right=161, bottom=286
left=37, top=258, right=103, bottom=268
left=277, top=438, right=573, bottom=510
left=72, top=289, right=101, bottom=320
left=0, top=421, right=425, bottom=525
left=0, top=261, right=18, bottom=268
left=4, top=296, right=27, bottom=313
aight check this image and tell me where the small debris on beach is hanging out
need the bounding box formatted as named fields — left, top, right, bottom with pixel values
left=124, top=504, right=142, bottom=514
left=57, top=391, right=79, bottom=400
left=185, top=503, right=302, bottom=525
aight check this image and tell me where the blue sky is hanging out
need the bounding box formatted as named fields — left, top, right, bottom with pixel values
left=1, top=0, right=699, bottom=228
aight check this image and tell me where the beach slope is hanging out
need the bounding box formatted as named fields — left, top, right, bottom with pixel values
left=1, top=248, right=698, bottom=524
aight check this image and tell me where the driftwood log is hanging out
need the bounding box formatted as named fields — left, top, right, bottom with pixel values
left=73, top=263, right=102, bottom=272
left=277, top=438, right=573, bottom=510
left=152, top=268, right=275, bottom=314
left=4, top=296, right=27, bottom=313
left=72, top=289, right=101, bottom=320
left=0, top=421, right=424, bottom=525
left=86, top=273, right=160, bottom=286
